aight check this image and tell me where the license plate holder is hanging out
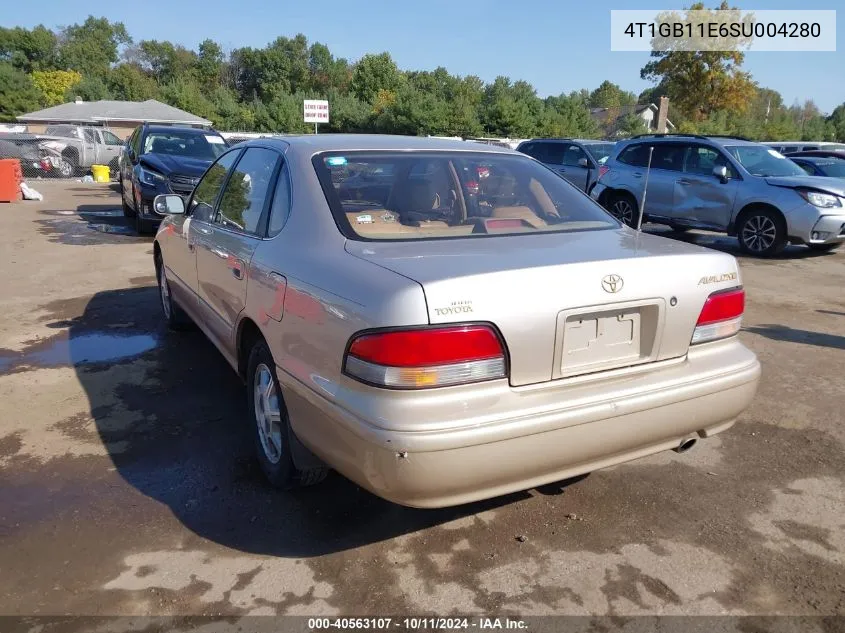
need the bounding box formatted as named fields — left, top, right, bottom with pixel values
left=554, top=300, right=663, bottom=379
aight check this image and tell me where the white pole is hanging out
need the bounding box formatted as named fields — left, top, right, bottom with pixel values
left=637, top=146, right=654, bottom=232
left=315, top=122, right=318, bottom=135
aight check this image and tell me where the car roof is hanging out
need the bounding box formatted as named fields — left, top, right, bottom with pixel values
left=141, top=124, right=219, bottom=135
left=793, top=156, right=841, bottom=165
left=619, top=135, right=760, bottom=148
left=239, top=134, right=518, bottom=155
left=518, top=138, right=612, bottom=145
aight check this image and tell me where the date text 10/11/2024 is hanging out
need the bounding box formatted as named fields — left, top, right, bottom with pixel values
left=307, top=617, right=528, bottom=630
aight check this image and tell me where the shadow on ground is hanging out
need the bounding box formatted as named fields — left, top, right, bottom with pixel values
left=64, top=287, right=574, bottom=557
left=643, top=227, right=838, bottom=260
left=744, top=324, right=845, bottom=351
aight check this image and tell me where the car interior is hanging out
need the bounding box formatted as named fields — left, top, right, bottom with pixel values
left=330, top=156, right=607, bottom=239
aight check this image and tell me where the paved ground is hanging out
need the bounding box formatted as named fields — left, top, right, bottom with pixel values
left=1, top=181, right=844, bottom=626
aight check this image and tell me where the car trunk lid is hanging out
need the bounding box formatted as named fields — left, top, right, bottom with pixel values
left=345, top=229, right=741, bottom=386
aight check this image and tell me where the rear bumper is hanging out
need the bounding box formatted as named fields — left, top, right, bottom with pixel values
left=280, top=338, right=761, bottom=508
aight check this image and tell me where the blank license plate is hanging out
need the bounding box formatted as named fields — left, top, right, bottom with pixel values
left=561, top=310, right=642, bottom=374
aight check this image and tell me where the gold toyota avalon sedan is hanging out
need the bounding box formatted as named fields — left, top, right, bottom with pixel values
left=151, top=134, right=761, bottom=508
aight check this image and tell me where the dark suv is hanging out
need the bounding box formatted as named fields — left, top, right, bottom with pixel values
left=120, top=124, right=229, bottom=234
left=591, top=134, right=845, bottom=256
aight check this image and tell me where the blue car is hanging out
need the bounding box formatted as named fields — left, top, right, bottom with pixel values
left=120, top=124, right=229, bottom=234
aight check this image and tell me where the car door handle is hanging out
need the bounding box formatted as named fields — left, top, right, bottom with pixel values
left=633, top=173, right=643, bottom=179
left=677, top=179, right=693, bottom=186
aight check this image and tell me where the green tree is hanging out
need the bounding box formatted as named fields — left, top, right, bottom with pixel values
left=136, top=40, right=198, bottom=85
left=159, top=77, right=214, bottom=120
left=589, top=80, right=636, bottom=108
left=829, top=103, right=845, bottom=142
left=66, top=75, right=111, bottom=101
left=640, top=2, right=757, bottom=121
left=308, top=42, right=350, bottom=93
left=31, top=69, right=82, bottom=106
left=324, top=90, right=371, bottom=133
left=350, top=53, right=402, bottom=104
left=615, top=112, right=648, bottom=137
left=196, top=39, right=224, bottom=88
left=0, top=25, right=57, bottom=72
left=58, top=16, right=131, bottom=78
left=108, top=63, right=158, bottom=101
left=542, top=92, right=600, bottom=138
left=0, top=63, right=42, bottom=120
left=480, top=76, right=537, bottom=137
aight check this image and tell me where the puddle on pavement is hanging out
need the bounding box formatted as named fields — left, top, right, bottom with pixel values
left=87, top=223, right=137, bottom=236
left=0, top=332, right=159, bottom=373
left=80, top=209, right=124, bottom=218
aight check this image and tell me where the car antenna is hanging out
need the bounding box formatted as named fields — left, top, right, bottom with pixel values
left=636, top=145, right=654, bottom=236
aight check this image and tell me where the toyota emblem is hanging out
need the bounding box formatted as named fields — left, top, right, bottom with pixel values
left=601, top=274, right=624, bottom=293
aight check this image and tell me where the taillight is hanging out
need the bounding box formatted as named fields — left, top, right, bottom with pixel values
left=343, top=324, right=507, bottom=389
left=691, top=287, right=745, bottom=344
left=598, top=166, right=610, bottom=179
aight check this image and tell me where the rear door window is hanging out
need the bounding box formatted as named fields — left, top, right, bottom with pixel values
left=683, top=145, right=738, bottom=178
left=617, top=144, right=650, bottom=167
left=650, top=144, right=684, bottom=171
left=561, top=144, right=588, bottom=167
left=313, top=151, right=618, bottom=241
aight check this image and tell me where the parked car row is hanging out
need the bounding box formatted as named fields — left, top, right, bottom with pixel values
left=515, top=134, right=845, bottom=257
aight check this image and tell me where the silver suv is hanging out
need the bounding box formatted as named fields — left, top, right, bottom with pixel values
left=591, top=134, right=845, bottom=256
left=517, top=139, right=617, bottom=194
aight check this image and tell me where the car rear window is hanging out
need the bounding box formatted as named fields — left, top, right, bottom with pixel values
left=313, top=151, right=618, bottom=241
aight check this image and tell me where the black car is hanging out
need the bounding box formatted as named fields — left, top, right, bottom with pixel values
left=120, top=124, right=228, bottom=233
left=790, top=155, right=845, bottom=179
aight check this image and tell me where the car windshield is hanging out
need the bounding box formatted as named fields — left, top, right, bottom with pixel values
left=726, top=145, right=806, bottom=177
left=313, top=151, right=618, bottom=241
left=584, top=143, right=615, bottom=164
left=142, top=132, right=227, bottom=160
left=814, top=160, right=845, bottom=177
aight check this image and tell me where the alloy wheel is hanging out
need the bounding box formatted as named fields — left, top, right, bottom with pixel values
left=254, top=363, right=283, bottom=464
left=741, top=215, right=777, bottom=253
left=612, top=198, right=635, bottom=226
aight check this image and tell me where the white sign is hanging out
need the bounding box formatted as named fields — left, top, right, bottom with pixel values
left=304, top=100, right=330, bottom=124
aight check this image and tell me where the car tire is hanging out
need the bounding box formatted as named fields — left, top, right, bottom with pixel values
left=737, top=209, right=787, bottom=257
left=122, top=187, right=135, bottom=218
left=247, top=339, right=328, bottom=490
left=135, top=211, right=153, bottom=235
left=607, top=191, right=638, bottom=227
left=807, top=243, right=840, bottom=253
left=56, top=159, right=74, bottom=178
left=155, top=252, right=191, bottom=330
left=62, top=150, right=81, bottom=176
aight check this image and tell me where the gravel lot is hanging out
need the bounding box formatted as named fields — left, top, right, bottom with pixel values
left=1, top=181, right=844, bottom=628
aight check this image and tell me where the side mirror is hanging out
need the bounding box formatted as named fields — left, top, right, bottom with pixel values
left=127, top=148, right=136, bottom=162
left=578, top=157, right=590, bottom=168
left=154, top=194, right=185, bottom=215
left=712, top=165, right=729, bottom=183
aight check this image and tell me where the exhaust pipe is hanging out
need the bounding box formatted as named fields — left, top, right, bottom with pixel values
left=673, top=437, right=698, bottom=454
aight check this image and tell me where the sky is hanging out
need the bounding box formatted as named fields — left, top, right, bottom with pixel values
left=6, top=0, right=844, bottom=113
